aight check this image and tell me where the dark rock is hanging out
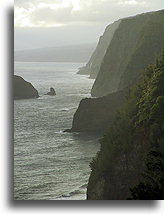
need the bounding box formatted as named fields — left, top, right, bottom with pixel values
left=63, top=129, right=71, bottom=133
left=14, top=75, right=39, bottom=99
left=46, top=87, right=56, bottom=96
left=68, top=89, right=127, bottom=133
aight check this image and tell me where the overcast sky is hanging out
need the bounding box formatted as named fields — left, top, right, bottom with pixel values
left=14, top=0, right=163, bottom=50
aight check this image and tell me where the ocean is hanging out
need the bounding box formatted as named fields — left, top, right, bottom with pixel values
left=14, top=62, right=100, bottom=200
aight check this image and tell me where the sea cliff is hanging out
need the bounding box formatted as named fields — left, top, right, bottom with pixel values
left=68, top=10, right=163, bottom=135
left=69, top=10, right=163, bottom=199
left=66, top=89, right=126, bottom=133
left=91, top=10, right=163, bottom=97
left=78, top=20, right=121, bottom=79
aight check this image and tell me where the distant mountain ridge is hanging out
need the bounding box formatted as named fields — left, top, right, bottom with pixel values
left=14, top=43, right=96, bottom=63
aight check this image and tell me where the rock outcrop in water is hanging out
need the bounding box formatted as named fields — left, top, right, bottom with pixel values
left=46, top=87, right=56, bottom=96
left=14, top=75, right=39, bottom=99
left=77, top=20, right=121, bottom=79
left=91, top=10, right=163, bottom=97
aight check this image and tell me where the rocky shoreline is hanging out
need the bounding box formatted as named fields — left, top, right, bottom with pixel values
left=14, top=75, right=39, bottom=99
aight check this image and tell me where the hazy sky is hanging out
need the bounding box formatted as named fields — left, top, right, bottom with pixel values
left=14, top=0, right=163, bottom=50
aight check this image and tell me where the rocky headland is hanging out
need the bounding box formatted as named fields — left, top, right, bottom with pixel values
left=14, top=75, right=39, bottom=99
left=66, top=89, right=126, bottom=133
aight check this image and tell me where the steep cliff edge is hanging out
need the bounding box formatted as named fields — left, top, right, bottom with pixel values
left=66, top=89, right=126, bottom=133
left=14, top=75, right=39, bottom=99
left=77, top=20, right=121, bottom=79
left=87, top=55, right=163, bottom=199
left=91, top=10, right=163, bottom=97
left=68, top=10, right=163, bottom=134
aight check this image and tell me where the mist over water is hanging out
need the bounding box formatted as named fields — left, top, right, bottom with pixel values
left=14, top=62, right=100, bottom=200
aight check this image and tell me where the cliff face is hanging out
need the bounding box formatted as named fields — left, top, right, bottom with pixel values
left=67, top=89, right=126, bottom=133
left=77, top=20, right=121, bottom=79
left=68, top=10, right=163, bottom=134
left=14, top=75, right=39, bottom=99
left=91, top=10, right=163, bottom=97
left=87, top=55, right=163, bottom=200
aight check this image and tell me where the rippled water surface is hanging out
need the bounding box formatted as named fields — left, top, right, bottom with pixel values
left=14, top=62, right=100, bottom=200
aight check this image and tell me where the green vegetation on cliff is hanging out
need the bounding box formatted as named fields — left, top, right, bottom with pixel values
left=129, top=150, right=163, bottom=199
left=87, top=54, right=163, bottom=200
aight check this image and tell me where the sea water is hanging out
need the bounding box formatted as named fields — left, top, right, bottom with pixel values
left=14, top=62, right=100, bottom=200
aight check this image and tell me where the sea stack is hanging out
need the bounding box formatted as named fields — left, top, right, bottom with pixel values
left=14, top=75, right=39, bottom=99
left=46, top=87, right=56, bottom=96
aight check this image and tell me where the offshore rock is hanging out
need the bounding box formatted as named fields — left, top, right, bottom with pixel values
left=46, top=87, right=56, bottom=96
